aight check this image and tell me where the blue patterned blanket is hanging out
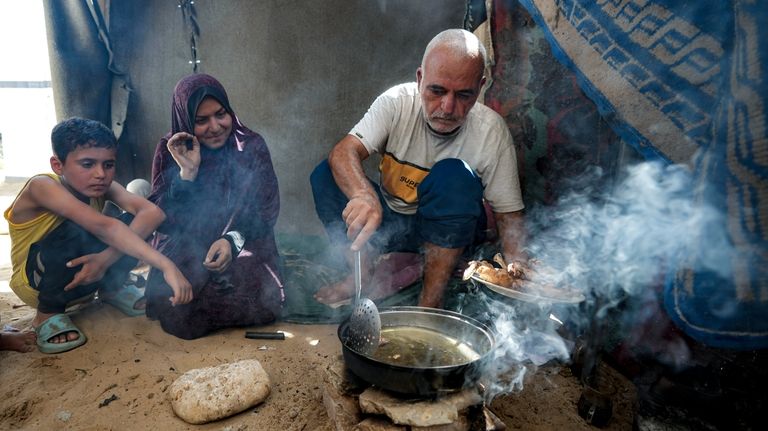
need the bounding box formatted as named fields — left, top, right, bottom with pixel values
left=517, top=0, right=768, bottom=349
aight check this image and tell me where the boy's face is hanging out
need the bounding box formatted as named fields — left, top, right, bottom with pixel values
left=50, top=145, right=117, bottom=199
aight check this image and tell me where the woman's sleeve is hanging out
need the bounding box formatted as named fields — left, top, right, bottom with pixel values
left=148, top=138, right=196, bottom=234
left=230, top=135, right=280, bottom=243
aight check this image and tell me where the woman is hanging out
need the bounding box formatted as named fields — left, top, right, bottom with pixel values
left=146, top=73, right=282, bottom=339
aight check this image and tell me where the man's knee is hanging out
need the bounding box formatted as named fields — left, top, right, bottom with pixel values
left=419, top=158, right=483, bottom=211
left=310, top=159, right=333, bottom=193
left=425, top=159, right=482, bottom=196
left=310, top=159, right=351, bottom=227
left=417, top=159, right=484, bottom=247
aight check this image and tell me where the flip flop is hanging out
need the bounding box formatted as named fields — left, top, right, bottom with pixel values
left=35, top=314, right=87, bottom=354
left=101, top=283, right=146, bottom=317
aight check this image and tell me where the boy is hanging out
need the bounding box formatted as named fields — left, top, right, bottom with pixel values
left=4, top=117, right=192, bottom=353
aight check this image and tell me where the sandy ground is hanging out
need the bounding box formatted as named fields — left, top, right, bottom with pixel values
left=0, top=296, right=339, bottom=431
left=0, top=179, right=637, bottom=430
left=0, top=293, right=637, bottom=430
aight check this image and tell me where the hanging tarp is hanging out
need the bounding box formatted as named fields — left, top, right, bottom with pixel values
left=43, top=0, right=110, bottom=124
left=516, top=0, right=768, bottom=349
left=42, top=0, right=131, bottom=139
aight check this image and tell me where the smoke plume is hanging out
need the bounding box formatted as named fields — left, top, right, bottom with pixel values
left=477, top=160, right=734, bottom=398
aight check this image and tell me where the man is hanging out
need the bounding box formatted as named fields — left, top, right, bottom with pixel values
left=310, top=29, right=525, bottom=308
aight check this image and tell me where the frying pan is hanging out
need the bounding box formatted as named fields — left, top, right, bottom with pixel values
left=338, top=306, right=496, bottom=396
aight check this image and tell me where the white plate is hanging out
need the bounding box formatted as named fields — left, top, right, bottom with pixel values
left=470, top=275, right=586, bottom=304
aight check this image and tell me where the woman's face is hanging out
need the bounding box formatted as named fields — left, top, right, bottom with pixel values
left=194, top=96, right=233, bottom=149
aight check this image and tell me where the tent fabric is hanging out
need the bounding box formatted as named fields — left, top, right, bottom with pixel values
left=515, top=0, right=768, bottom=349
left=43, top=0, right=134, bottom=176
left=84, top=0, right=131, bottom=139
left=480, top=0, right=628, bottom=208
left=43, top=0, right=131, bottom=139
left=43, top=0, right=112, bottom=125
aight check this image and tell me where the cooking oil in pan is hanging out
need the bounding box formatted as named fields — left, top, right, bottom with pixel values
left=372, top=326, right=481, bottom=367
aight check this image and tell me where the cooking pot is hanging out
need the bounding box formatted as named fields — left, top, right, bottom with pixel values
left=338, top=306, right=496, bottom=396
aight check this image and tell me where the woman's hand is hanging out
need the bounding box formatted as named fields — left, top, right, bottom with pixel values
left=166, top=132, right=201, bottom=181
left=203, top=238, right=232, bottom=273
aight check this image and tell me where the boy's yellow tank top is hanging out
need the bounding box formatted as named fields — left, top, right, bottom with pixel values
left=4, top=173, right=105, bottom=307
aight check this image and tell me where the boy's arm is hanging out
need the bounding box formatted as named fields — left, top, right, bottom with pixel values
left=108, top=180, right=165, bottom=239
left=92, top=181, right=165, bottom=263
left=23, top=177, right=192, bottom=304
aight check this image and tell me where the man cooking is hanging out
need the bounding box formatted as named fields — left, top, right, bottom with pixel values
left=310, top=28, right=526, bottom=308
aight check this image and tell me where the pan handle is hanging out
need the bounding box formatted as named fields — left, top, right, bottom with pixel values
left=245, top=331, right=285, bottom=340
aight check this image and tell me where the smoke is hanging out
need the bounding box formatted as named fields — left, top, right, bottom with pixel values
left=476, top=160, right=735, bottom=399
left=531, top=161, right=732, bottom=296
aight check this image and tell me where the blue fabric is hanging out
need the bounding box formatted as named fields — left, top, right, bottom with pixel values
left=516, top=0, right=768, bottom=349
left=310, top=158, right=485, bottom=254
left=28, top=213, right=137, bottom=314
left=416, top=159, right=485, bottom=248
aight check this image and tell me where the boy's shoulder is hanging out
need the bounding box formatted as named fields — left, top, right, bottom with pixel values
left=10, top=174, right=101, bottom=225
left=31, top=173, right=59, bottom=183
left=7, top=174, right=59, bottom=224
left=18, top=173, right=59, bottom=196
left=22, top=173, right=62, bottom=197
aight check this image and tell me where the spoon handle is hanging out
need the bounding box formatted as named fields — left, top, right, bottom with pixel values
left=354, top=250, right=362, bottom=303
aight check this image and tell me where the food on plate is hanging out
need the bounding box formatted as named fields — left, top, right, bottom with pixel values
left=462, top=253, right=530, bottom=288
left=462, top=253, right=584, bottom=302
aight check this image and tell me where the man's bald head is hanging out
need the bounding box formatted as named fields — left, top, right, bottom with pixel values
left=421, top=29, right=487, bottom=79
left=417, top=29, right=487, bottom=134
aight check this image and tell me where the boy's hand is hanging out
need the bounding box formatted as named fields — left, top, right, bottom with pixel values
left=63, top=253, right=111, bottom=291
left=167, top=132, right=201, bottom=181
left=203, top=238, right=232, bottom=273
left=163, top=266, right=193, bottom=306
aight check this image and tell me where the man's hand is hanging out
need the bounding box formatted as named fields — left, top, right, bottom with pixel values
left=166, top=132, right=201, bottom=181
left=343, top=193, right=382, bottom=251
left=162, top=265, right=193, bottom=306
left=203, top=238, right=232, bottom=273
left=63, top=252, right=112, bottom=291
left=328, top=134, right=380, bottom=252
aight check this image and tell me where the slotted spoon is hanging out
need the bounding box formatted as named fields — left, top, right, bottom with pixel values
left=345, top=250, right=381, bottom=356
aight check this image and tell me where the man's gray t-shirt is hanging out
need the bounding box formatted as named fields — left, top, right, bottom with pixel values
left=350, top=82, right=524, bottom=215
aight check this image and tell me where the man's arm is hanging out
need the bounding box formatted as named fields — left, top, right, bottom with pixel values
left=493, top=210, right=527, bottom=263
left=24, top=177, right=192, bottom=304
left=328, top=134, right=382, bottom=251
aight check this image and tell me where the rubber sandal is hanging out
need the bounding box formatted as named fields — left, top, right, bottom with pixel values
left=35, top=314, right=87, bottom=354
left=101, top=283, right=146, bottom=317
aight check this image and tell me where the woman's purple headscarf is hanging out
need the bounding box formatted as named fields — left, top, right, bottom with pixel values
left=148, top=73, right=280, bottom=259
left=168, top=73, right=253, bottom=151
